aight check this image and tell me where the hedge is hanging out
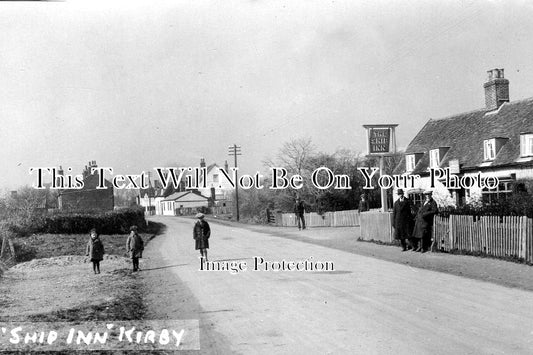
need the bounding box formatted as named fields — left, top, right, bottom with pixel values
left=39, top=207, right=146, bottom=234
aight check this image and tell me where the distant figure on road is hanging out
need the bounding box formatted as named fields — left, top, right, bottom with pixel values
left=126, top=225, right=144, bottom=272
left=358, top=194, right=369, bottom=213
left=412, top=190, right=438, bottom=252
left=194, top=213, right=211, bottom=262
left=294, top=197, right=306, bottom=230
left=392, top=189, right=413, bottom=251
left=86, top=228, right=104, bottom=274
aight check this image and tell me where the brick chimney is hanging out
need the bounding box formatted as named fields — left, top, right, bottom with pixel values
left=200, top=158, right=206, bottom=168
left=484, top=68, right=509, bottom=111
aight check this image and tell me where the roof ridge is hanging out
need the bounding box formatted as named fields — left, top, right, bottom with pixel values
left=431, top=96, right=533, bottom=122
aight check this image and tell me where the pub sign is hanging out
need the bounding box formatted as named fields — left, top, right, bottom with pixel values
left=363, top=124, right=398, bottom=156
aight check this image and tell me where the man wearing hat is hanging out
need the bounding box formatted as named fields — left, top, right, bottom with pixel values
left=193, top=212, right=211, bottom=261
left=412, top=190, right=439, bottom=252
left=392, top=189, right=414, bottom=251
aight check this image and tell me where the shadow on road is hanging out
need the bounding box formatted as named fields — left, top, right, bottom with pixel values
left=141, top=263, right=189, bottom=271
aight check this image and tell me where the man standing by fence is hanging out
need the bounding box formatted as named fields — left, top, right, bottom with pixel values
left=413, top=190, right=438, bottom=252
left=294, top=197, right=306, bottom=230
left=392, top=189, right=413, bottom=251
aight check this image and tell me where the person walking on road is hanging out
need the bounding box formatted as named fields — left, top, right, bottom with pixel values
left=86, top=228, right=104, bottom=274
left=126, top=225, right=144, bottom=272
left=412, top=190, right=438, bottom=252
left=392, top=189, right=414, bottom=251
left=194, top=213, right=211, bottom=262
left=294, top=197, right=306, bottom=230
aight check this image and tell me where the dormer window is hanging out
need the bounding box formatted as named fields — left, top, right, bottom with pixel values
left=429, top=149, right=440, bottom=168
left=406, top=155, right=416, bottom=172
left=484, top=139, right=496, bottom=160
left=520, top=133, right=533, bottom=157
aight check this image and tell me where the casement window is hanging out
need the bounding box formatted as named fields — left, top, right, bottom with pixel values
left=406, top=154, right=416, bottom=172
left=484, top=139, right=496, bottom=160
left=429, top=149, right=440, bottom=168
left=520, top=134, right=533, bottom=157
left=213, top=174, right=219, bottom=183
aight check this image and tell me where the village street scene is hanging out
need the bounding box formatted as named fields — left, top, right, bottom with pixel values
left=2, top=1, right=533, bottom=354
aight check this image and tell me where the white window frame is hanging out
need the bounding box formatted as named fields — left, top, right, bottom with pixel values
left=520, top=134, right=533, bottom=157
left=406, top=154, right=416, bottom=172
left=484, top=139, right=496, bottom=160
left=429, top=149, right=440, bottom=168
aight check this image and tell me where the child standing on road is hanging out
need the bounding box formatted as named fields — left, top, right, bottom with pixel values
left=86, top=228, right=104, bottom=274
left=126, top=225, right=144, bottom=272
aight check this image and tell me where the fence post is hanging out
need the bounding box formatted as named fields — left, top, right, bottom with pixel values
left=449, top=215, right=454, bottom=251
left=520, top=216, right=527, bottom=260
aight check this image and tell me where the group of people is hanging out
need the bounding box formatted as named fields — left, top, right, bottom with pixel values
left=85, top=214, right=212, bottom=274
left=85, top=225, right=145, bottom=274
left=392, top=189, right=438, bottom=252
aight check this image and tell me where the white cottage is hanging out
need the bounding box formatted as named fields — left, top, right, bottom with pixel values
left=394, top=69, right=533, bottom=207
left=161, top=191, right=209, bottom=216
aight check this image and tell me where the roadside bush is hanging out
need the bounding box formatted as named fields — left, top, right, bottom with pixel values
left=40, top=207, right=146, bottom=234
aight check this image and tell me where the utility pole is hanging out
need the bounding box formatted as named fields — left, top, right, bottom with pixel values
left=228, top=144, right=241, bottom=221
left=147, top=171, right=152, bottom=216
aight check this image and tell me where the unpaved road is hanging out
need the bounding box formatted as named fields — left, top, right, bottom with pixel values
left=142, top=216, right=533, bottom=354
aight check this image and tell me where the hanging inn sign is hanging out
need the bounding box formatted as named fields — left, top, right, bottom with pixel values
left=363, top=124, right=398, bottom=156
left=362, top=124, right=398, bottom=212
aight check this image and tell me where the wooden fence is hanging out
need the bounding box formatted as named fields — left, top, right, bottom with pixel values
left=279, top=210, right=360, bottom=228
left=358, top=211, right=393, bottom=243
left=433, top=215, right=533, bottom=262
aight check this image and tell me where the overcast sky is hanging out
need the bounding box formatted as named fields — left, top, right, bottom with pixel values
left=2, top=0, right=533, bottom=190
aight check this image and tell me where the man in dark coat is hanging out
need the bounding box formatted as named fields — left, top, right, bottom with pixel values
left=194, top=213, right=211, bottom=262
left=392, top=189, right=413, bottom=251
left=412, top=190, right=439, bottom=252
left=358, top=194, right=370, bottom=213
left=294, top=197, right=306, bottom=230
left=126, top=225, right=144, bottom=272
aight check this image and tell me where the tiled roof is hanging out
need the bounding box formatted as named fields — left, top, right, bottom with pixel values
left=162, top=191, right=208, bottom=202
left=396, top=97, right=533, bottom=175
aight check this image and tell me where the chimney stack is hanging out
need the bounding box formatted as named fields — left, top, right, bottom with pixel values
left=484, top=68, right=509, bottom=111
left=200, top=158, right=206, bottom=168
left=224, top=160, right=229, bottom=172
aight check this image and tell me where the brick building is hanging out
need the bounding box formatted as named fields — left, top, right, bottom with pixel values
left=58, top=161, right=114, bottom=211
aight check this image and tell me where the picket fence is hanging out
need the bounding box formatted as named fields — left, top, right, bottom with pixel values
left=280, top=210, right=360, bottom=228
left=358, top=212, right=393, bottom=243
left=433, top=215, right=533, bottom=262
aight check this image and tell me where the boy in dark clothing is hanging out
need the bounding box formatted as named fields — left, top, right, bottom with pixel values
left=126, top=225, right=144, bottom=272
left=86, top=228, right=104, bottom=274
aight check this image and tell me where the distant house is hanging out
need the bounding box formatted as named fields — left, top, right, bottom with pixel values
left=161, top=191, right=208, bottom=216
left=58, top=161, right=114, bottom=211
left=395, top=69, right=533, bottom=206
left=138, top=180, right=168, bottom=215
left=195, top=158, right=234, bottom=208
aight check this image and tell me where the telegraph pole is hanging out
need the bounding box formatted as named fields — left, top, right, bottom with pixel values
left=228, top=144, right=241, bottom=221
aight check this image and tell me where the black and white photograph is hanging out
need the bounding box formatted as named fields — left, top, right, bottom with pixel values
left=1, top=0, right=533, bottom=354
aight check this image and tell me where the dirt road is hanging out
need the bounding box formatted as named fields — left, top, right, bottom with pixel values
left=142, top=216, right=533, bottom=354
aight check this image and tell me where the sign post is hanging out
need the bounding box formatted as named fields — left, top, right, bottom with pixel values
left=363, top=124, right=398, bottom=212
